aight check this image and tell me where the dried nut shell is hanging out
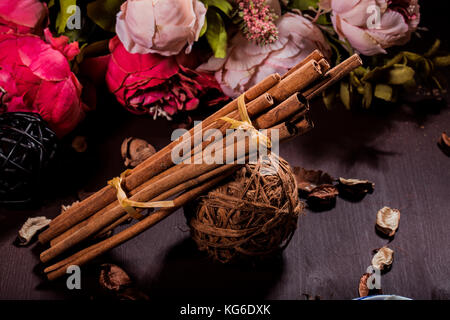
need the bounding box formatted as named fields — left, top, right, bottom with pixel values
left=376, top=207, right=400, bottom=237
left=99, top=264, right=132, bottom=292
left=371, top=247, right=394, bottom=271
left=72, top=136, right=87, bottom=152
left=121, top=137, right=156, bottom=167
left=338, top=177, right=374, bottom=199
left=359, top=273, right=382, bottom=297
left=293, top=167, right=334, bottom=195
left=438, top=132, right=450, bottom=157
left=16, top=216, right=51, bottom=246
left=307, top=184, right=339, bottom=209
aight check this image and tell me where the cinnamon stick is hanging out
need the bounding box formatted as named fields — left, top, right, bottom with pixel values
left=48, top=51, right=325, bottom=233
left=45, top=173, right=234, bottom=280
left=254, top=93, right=307, bottom=129
left=41, top=119, right=286, bottom=263
left=43, top=54, right=358, bottom=248
left=51, top=164, right=243, bottom=245
left=41, top=60, right=323, bottom=244
left=42, top=55, right=363, bottom=279
left=44, top=74, right=282, bottom=236
left=304, top=54, right=362, bottom=99
left=282, top=49, right=324, bottom=79
left=44, top=119, right=314, bottom=279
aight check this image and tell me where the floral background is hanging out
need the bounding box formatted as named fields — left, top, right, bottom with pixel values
left=0, top=0, right=448, bottom=138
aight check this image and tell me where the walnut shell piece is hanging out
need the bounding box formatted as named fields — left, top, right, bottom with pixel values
left=99, top=264, right=132, bottom=292
left=98, top=264, right=149, bottom=300
left=121, top=137, right=156, bottom=167
left=376, top=207, right=400, bottom=237
left=371, top=247, right=394, bottom=271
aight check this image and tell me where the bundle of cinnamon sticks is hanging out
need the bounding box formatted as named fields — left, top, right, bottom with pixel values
left=38, top=50, right=362, bottom=280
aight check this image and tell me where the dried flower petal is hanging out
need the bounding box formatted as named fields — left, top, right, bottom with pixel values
left=338, top=177, right=374, bottom=200
left=99, top=264, right=132, bottom=292
left=376, top=207, right=400, bottom=237
left=438, top=132, right=450, bottom=157
left=359, top=273, right=382, bottom=297
left=121, top=137, right=156, bottom=168
left=71, top=136, right=87, bottom=152
left=293, top=167, right=334, bottom=195
left=307, top=184, right=339, bottom=209
left=16, top=216, right=51, bottom=246
left=371, top=247, right=394, bottom=271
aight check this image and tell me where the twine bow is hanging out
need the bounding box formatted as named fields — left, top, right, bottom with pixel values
left=220, top=94, right=271, bottom=148
left=108, top=170, right=174, bottom=220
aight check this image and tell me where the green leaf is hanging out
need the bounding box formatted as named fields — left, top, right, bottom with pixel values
left=374, top=84, right=393, bottom=102
left=424, top=39, right=441, bottom=58
left=289, top=0, right=320, bottom=10
left=362, top=82, right=373, bottom=109
left=199, top=15, right=207, bottom=38
left=433, top=55, right=450, bottom=67
left=202, top=0, right=232, bottom=17
left=56, top=0, right=77, bottom=34
left=388, top=65, right=415, bottom=85
left=322, top=87, right=336, bottom=110
left=87, top=0, right=124, bottom=32
left=340, top=82, right=351, bottom=110
left=402, top=52, right=423, bottom=63
left=206, top=10, right=227, bottom=58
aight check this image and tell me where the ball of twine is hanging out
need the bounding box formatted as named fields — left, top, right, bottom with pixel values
left=0, top=112, right=58, bottom=205
left=187, top=155, right=303, bottom=263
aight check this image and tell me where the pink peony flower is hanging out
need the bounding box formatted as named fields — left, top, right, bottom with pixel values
left=0, top=30, right=86, bottom=137
left=116, top=0, right=206, bottom=56
left=0, top=0, right=48, bottom=35
left=198, top=12, right=331, bottom=98
left=330, top=0, right=420, bottom=56
left=43, top=29, right=80, bottom=61
left=106, top=36, right=226, bottom=119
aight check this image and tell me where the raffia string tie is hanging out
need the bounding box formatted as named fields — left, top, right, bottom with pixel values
left=220, top=94, right=271, bottom=148
left=108, top=170, right=175, bottom=220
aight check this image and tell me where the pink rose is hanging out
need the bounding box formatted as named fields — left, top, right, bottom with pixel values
left=116, top=0, right=206, bottom=56
left=0, top=30, right=85, bottom=137
left=106, top=36, right=226, bottom=119
left=330, top=0, right=420, bottom=56
left=0, top=0, right=48, bottom=35
left=198, top=12, right=331, bottom=98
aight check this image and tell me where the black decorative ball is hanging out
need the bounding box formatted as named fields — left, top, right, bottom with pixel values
left=0, top=112, right=59, bottom=205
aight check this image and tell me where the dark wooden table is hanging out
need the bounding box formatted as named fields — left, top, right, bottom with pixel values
left=1, top=3, right=449, bottom=300
left=1, top=93, right=449, bottom=300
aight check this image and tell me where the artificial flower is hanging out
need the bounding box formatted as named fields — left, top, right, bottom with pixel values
left=198, top=12, right=331, bottom=98
left=236, top=0, right=279, bottom=45
left=105, top=36, right=226, bottom=119
left=330, top=0, right=420, bottom=56
left=0, top=30, right=86, bottom=137
left=115, top=0, right=206, bottom=56
left=0, top=0, right=48, bottom=35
